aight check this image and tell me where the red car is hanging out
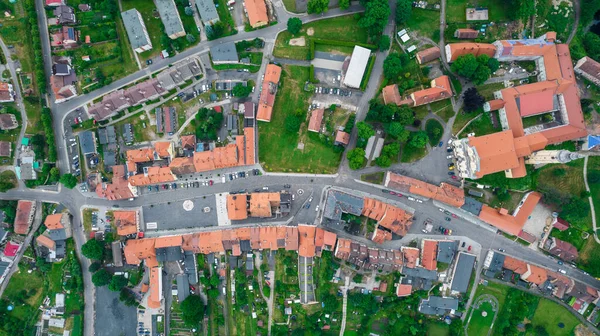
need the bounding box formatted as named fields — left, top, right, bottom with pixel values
left=451, top=176, right=458, bottom=180
left=397, top=193, right=403, bottom=197
left=444, top=229, right=449, bottom=235
left=74, top=118, right=79, bottom=124
left=209, top=180, right=213, bottom=186
left=389, top=191, right=396, bottom=195
left=451, top=214, right=457, bottom=218
left=265, top=281, right=270, bottom=286
left=468, top=246, right=472, bottom=251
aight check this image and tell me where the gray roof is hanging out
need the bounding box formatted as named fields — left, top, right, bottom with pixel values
left=323, top=190, right=365, bottom=221
left=78, top=130, right=96, bottom=154
left=98, top=126, right=116, bottom=145
left=195, top=0, right=219, bottom=24
left=0, top=261, right=10, bottom=275
left=183, top=251, right=198, bottom=285
left=419, top=296, right=458, bottom=315
left=437, top=241, right=458, bottom=264
left=176, top=274, right=190, bottom=302
left=123, top=123, right=134, bottom=144
left=104, top=148, right=117, bottom=167
left=55, top=240, right=66, bottom=258
left=451, top=252, right=476, bottom=293
left=240, top=240, right=251, bottom=252
left=121, top=9, right=152, bottom=50
left=402, top=266, right=438, bottom=280
left=486, top=252, right=505, bottom=273
left=48, top=228, right=67, bottom=241
left=155, top=0, right=185, bottom=37
left=156, top=246, right=183, bottom=262
left=111, top=241, right=124, bottom=267
left=461, top=197, right=483, bottom=216
left=210, top=42, right=239, bottom=63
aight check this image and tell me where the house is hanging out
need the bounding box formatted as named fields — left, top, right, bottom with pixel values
left=114, top=210, right=139, bottom=236
left=334, top=131, right=350, bottom=146
left=50, top=58, right=77, bottom=103
left=14, top=200, right=36, bottom=235
left=256, top=64, right=282, bottom=122
left=111, top=241, right=124, bottom=267
left=454, top=28, right=479, bottom=39
left=95, top=165, right=136, bottom=200
left=244, top=0, right=268, bottom=28
left=226, top=192, right=283, bottom=220
left=46, top=0, right=65, bottom=6
left=78, top=4, right=91, bottom=11
left=0, top=141, right=11, bottom=157
left=410, top=76, right=453, bottom=106
left=385, top=173, right=465, bottom=208
left=180, top=134, right=196, bottom=152
left=121, top=9, right=152, bottom=53
left=307, top=109, right=324, bottom=133
left=477, top=192, right=541, bottom=236
left=210, top=42, right=239, bottom=64
left=418, top=296, right=459, bottom=315
left=450, top=33, right=587, bottom=180
left=78, top=130, right=96, bottom=155
left=0, top=113, right=17, bottom=130
left=343, top=46, right=371, bottom=89
left=155, top=0, right=186, bottom=39
left=416, top=46, right=441, bottom=64
left=553, top=218, right=570, bottom=231
left=450, top=252, right=476, bottom=293
left=0, top=83, right=14, bottom=102
left=240, top=102, right=255, bottom=119
left=98, top=126, right=117, bottom=145
left=195, top=0, right=219, bottom=25
left=36, top=213, right=71, bottom=262
left=382, top=84, right=402, bottom=105
left=51, top=26, right=78, bottom=48
left=53, top=6, right=76, bottom=24
left=445, top=43, right=497, bottom=62
left=575, top=56, right=600, bottom=87
left=544, top=237, right=578, bottom=262
left=436, top=240, right=458, bottom=264
left=420, top=240, right=437, bottom=271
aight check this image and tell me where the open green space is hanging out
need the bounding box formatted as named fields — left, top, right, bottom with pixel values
left=258, top=65, right=342, bottom=173
left=400, top=132, right=428, bottom=163
left=0, top=2, right=34, bottom=74
left=274, top=15, right=369, bottom=60
left=467, top=301, right=495, bottom=336
left=446, top=0, right=511, bottom=23
left=460, top=110, right=501, bottom=137
left=121, top=0, right=164, bottom=60
left=282, top=0, right=299, bottom=13
left=425, top=119, right=444, bottom=146
left=529, top=298, right=580, bottom=336
left=0, top=104, right=22, bottom=143
left=429, top=99, right=454, bottom=122
left=587, top=156, right=600, bottom=229
left=114, top=111, right=155, bottom=143
left=475, top=82, right=504, bottom=100
left=400, top=8, right=440, bottom=39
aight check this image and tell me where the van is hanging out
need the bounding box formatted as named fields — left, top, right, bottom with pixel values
left=222, top=176, right=226, bottom=183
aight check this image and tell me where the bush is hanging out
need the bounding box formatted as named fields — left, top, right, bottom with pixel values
left=344, top=114, right=356, bottom=133
left=309, top=65, right=319, bottom=84
left=41, top=108, right=57, bottom=162
left=284, top=115, right=302, bottom=133
left=60, top=173, right=78, bottom=189
left=92, top=269, right=111, bottom=287
left=347, top=148, right=366, bottom=170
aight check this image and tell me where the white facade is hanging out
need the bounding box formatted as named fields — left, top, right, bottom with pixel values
left=343, top=46, right=371, bottom=89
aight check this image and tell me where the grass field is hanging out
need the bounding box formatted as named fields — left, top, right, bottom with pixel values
left=537, top=162, right=586, bottom=204
left=273, top=15, right=368, bottom=60
left=0, top=1, right=34, bottom=74
left=426, top=322, right=449, bottom=336
left=425, top=119, right=444, bottom=146
left=400, top=9, right=440, bottom=39
left=258, top=65, right=342, bottom=173
left=461, top=111, right=501, bottom=137
left=587, top=157, right=600, bottom=228
left=360, top=172, right=385, bottom=184
left=24, top=98, right=43, bottom=134
left=446, top=0, right=511, bottom=23
left=475, top=82, right=504, bottom=100
left=121, top=0, right=164, bottom=60
left=530, top=299, right=580, bottom=336
left=3, top=259, right=45, bottom=330
left=429, top=99, right=454, bottom=122
left=467, top=301, right=495, bottom=336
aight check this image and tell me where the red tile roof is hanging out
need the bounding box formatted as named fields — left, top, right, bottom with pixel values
left=396, top=284, right=412, bottom=297
left=44, top=213, right=65, bottom=230
left=335, top=131, right=350, bottom=145
left=308, top=109, right=324, bottom=133
left=382, top=84, right=401, bottom=105
left=421, top=240, right=438, bottom=271
left=14, top=200, right=34, bottom=235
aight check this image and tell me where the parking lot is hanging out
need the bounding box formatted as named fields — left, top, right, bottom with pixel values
left=299, top=256, right=315, bottom=303
left=142, top=196, right=219, bottom=231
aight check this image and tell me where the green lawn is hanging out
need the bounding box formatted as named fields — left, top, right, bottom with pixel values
left=425, top=119, right=444, bottom=146
left=474, top=281, right=509, bottom=309
left=274, top=15, right=368, bottom=60
left=446, top=0, right=512, bottom=23
left=282, top=0, right=299, bottom=13
left=587, top=157, right=600, bottom=230
left=475, top=82, right=504, bottom=100
left=258, top=65, right=342, bottom=173
left=426, top=322, right=449, bottom=336
left=400, top=9, right=440, bottom=39
left=0, top=104, right=22, bottom=143
left=0, top=3, right=35, bottom=74
left=121, top=0, right=164, bottom=60
left=360, top=172, right=385, bottom=184
left=3, top=259, right=45, bottom=331
left=461, top=111, right=501, bottom=137
left=530, top=299, right=580, bottom=336
left=430, top=100, right=454, bottom=122
left=467, top=301, right=495, bottom=336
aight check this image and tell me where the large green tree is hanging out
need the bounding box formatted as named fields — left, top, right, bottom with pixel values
left=286, top=17, right=303, bottom=35
left=359, top=0, right=390, bottom=40
left=339, top=0, right=350, bottom=9
left=378, top=35, right=391, bottom=51
left=59, top=173, right=78, bottom=189
left=395, top=0, right=412, bottom=24
left=81, top=239, right=104, bottom=260
left=356, top=121, right=375, bottom=140
left=92, top=269, right=111, bottom=287
left=108, top=275, right=128, bottom=292
left=180, top=295, right=204, bottom=326
left=307, top=0, right=329, bottom=14
left=347, top=148, right=366, bottom=170
left=232, top=83, right=252, bottom=97
left=409, top=131, right=428, bottom=148
left=383, top=53, right=403, bottom=79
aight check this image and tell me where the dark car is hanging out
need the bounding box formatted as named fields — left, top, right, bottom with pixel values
left=254, top=188, right=261, bottom=192
left=146, top=59, right=153, bottom=65
left=445, top=217, right=451, bottom=221
left=172, top=183, right=177, bottom=189
left=448, top=172, right=455, bottom=175
left=461, top=242, right=466, bottom=248
left=239, top=189, right=247, bottom=193
left=447, top=148, right=453, bottom=152
left=438, top=141, right=444, bottom=147
left=284, top=184, right=291, bottom=188
left=448, top=163, right=454, bottom=167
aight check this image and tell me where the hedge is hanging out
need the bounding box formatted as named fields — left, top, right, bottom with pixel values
left=41, top=107, right=57, bottom=162
left=309, top=65, right=319, bottom=84
left=308, top=39, right=377, bottom=60
left=360, top=56, right=376, bottom=91
left=24, top=0, right=46, bottom=94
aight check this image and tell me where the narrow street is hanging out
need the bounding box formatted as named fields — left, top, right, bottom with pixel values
left=338, top=276, right=350, bottom=336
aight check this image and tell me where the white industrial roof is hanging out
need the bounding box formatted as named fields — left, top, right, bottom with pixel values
left=407, top=45, right=417, bottom=53
left=343, top=46, right=371, bottom=89
left=400, top=34, right=410, bottom=42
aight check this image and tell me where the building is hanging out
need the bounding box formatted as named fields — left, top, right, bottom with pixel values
left=0, top=141, right=11, bottom=157
left=0, top=113, right=17, bottom=130
left=114, top=210, right=139, bottom=236
left=343, top=46, right=371, bottom=89
left=451, top=33, right=587, bottom=180
left=46, top=0, right=65, bottom=6
left=307, top=109, right=324, bottom=133
left=98, top=126, right=117, bottom=145
left=454, top=28, right=479, bottom=39
left=14, top=200, right=35, bottom=235
left=416, top=46, right=441, bottom=64
left=544, top=237, right=578, bottom=262
left=244, top=0, right=268, bottom=28
left=36, top=213, right=71, bottom=262
left=445, top=43, right=497, bottom=62
left=334, top=131, right=350, bottom=146
left=155, top=0, right=186, bottom=39
left=477, top=192, right=541, bottom=236
left=78, top=130, right=96, bottom=155
left=382, top=76, right=452, bottom=107
left=0, top=83, right=14, bottom=102
left=95, top=165, right=137, bottom=200
left=385, top=172, right=465, bottom=207
left=323, top=190, right=364, bottom=221
left=436, top=240, right=458, bottom=264
left=121, top=9, right=152, bottom=53
left=51, top=26, right=78, bottom=48
left=112, top=241, right=124, bottom=267
left=575, top=56, right=600, bottom=86
left=420, top=240, right=437, bottom=271
left=256, top=64, right=282, bottom=122
left=226, top=192, right=289, bottom=220
left=210, top=42, right=239, bottom=64
left=418, top=296, right=459, bottom=315
left=50, top=58, right=78, bottom=103
left=195, top=0, right=219, bottom=25
left=466, top=7, right=488, bottom=21
left=53, top=5, right=76, bottom=24
left=450, top=252, right=476, bottom=293
left=240, top=102, right=255, bottom=119
left=382, top=84, right=402, bottom=105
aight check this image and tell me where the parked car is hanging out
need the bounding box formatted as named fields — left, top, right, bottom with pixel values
left=448, top=172, right=455, bottom=176
left=438, top=141, right=443, bottom=147
left=445, top=217, right=451, bottom=221
left=467, top=245, right=472, bottom=251
left=451, top=176, right=458, bottom=180
left=447, top=155, right=453, bottom=159
left=497, top=248, right=505, bottom=252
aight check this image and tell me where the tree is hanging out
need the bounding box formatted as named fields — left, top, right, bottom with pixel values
left=375, top=155, right=392, bottom=167
left=180, top=295, right=204, bottom=326
left=473, top=64, right=491, bottom=85
left=356, top=121, right=375, bottom=140
left=339, top=0, right=350, bottom=10
left=119, top=288, right=138, bottom=307
left=49, top=168, right=60, bottom=184
left=186, top=34, right=196, bottom=43
left=396, top=128, right=410, bottom=143
left=463, top=87, right=485, bottom=113
left=108, top=275, right=128, bottom=292
left=395, top=0, right=412, bottom=24
left=92, top=269, right=111, bottom=287
left=359, top=0, right=390, bottom=40
left=307, top=0, right=329, bottom=14
left=451, top=54, right=479, bottom=79
left=409, top=131, right=427, bottom=148
left=232, top=83, right=252, bottom=97
left=488, top=57, right=500, bottom=73
left=383, top=53, right=403, bottom=79
left=89, top=262, right=102, bottom=273
left=381, top=142, right=401, bottom=158
left=81, top=239, right=104, bottom=260
left=378, top=35, right=391, bottom=51
left=583, top=32, right=600, bottom=61
left=184, top=6, right=194, bottom=15
left=396, top=105, right=414, bottom=125
left=386, top=122, right=405, bottom=138
left=287, top=17, right=303, bottom=35
left=59, top=173, right=78, bottom=189
left=36, top=257, right=51, bottom=272
left=347, top=148, right=366, bottom=170
left=449, top=318, right=463, bottom=336
left=284, top=115, right=302, bottom=133
left=588, top=170, right=600, bottom=183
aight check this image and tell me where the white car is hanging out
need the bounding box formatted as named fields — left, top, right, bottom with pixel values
left=407, top=197, right=415, bottom=201
left=439, top=208, right=445, bottom=212
left=558, top=269, right=567, bottom=274
left=416, top=199, right=423, bottom=203
left=447, top=155, right=453, bottom=159
left=315, top=205, right=320, bottom=212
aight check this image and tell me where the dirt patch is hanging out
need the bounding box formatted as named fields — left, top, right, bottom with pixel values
left=306, top=27, right=314, bottom=36
left=575, top=325, right=595, bottom=336
left=289, top=36, right=306, bottom=47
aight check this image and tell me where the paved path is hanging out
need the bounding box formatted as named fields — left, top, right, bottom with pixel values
left=338, top=276, right=350, bottom=336
left=567, top=0, right=580, bottom=44
left=583, top=156, right=600, bottom=243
